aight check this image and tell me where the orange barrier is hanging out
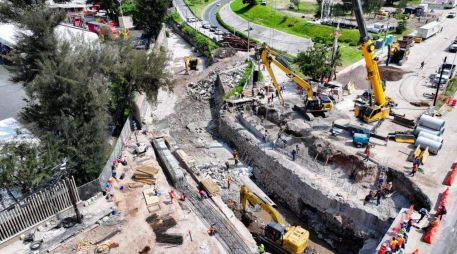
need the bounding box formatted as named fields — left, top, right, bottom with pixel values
left=424, top=218, right=440, bottom=244
left=412, top=249, right=419, bottom=254
left=446, top=164, right=457, bottom=186
left=439, top=188, right=450, bottom=207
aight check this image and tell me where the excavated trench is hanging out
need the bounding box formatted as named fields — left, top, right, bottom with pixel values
left=211, top=76, right=431, bottom=253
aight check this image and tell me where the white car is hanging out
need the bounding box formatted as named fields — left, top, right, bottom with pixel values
left=447, top=12, right=456, bottom=18
left=433, top=69, right=452, bottom=84
left=202, top=22, right=211, bottom=29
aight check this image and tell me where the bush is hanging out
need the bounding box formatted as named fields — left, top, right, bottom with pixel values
left=349, top=41, right=358, bottom=46
left=373, top=35, right=380, bottom=40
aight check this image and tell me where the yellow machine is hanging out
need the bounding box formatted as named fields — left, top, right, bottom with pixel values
left=240, top=185, right=309, bottom=254
left=260, top=44, right=333, bottom=121
left=184, top=56, right=200, bottom=75
left=351, top=0, right=393, bottom=123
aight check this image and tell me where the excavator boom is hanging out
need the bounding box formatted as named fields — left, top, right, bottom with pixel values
left=240, top=185, right=286, bottom=225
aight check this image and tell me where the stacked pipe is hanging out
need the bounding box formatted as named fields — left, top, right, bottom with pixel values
left=414, top=115, right=445, bottom=154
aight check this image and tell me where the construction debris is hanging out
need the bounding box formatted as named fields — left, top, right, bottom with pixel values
left=187, top=71, right=217, bottom=100
left=221, top=35, right=257, bottom=51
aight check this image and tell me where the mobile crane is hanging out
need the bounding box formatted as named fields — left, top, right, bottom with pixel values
left=240, top=185, right=309, bottom=254
left=351, top=0, right=393, bottom=123
left=260, top=43, right=333, bottom=121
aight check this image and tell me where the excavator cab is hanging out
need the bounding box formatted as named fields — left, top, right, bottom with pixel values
left=355, top=104, right=390, bottom=123
left=265, top=222, right=285, bottom=242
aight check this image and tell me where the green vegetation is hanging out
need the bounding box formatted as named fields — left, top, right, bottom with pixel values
left=224, top=60, right=254, bottom=100
left=134, top=0, right=171, bottom=37
left=339, top=44, right=363, bottom=66
left=119, top=0, right=136, bottom=16
left=184, top=0, right=216, bottom=18
left=231, top=0, right=359, bottom=45
left=169, top=11, right=219, bottom=59
left=291, top=2, right=319, bottom=14
left=295, top=43, right=342, bottom=81
left=444, top=78, right=457, bottom=97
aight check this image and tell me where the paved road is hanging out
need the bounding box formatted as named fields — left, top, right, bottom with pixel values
left=217, top=3, right=312, bottom=55
left=203, top=0, right=230, bottom=33
left=0, top=65, right=25, bottom=121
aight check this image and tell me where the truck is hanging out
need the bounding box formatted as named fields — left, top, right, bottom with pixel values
left=432, top=64, right=456, bottom=84
left=367, top=23, right=387, bottom=33
left=444, top=0, right=457, bottom=9
left=416, top=21, right=441, bottom=39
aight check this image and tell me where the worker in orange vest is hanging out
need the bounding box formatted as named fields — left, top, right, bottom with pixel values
left=397, top=234, right=405, bottom=249
left=390, top=237, right=398, bottom=252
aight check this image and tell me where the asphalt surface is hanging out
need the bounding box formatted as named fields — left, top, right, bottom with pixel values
left=0, top=64, right=25, bottom=121
left=217, top=3, right=312, bottom=55
left=203, top=0, right=230, bottom=33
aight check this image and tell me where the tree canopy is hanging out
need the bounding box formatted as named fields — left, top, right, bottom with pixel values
left=295, top=43, right=341, bottom=81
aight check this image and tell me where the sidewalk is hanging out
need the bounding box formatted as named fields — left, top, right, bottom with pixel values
left=218, top=3, right=311, bottom=55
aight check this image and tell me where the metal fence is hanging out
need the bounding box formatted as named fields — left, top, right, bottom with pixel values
left=0, top=177, right=79, bottom=243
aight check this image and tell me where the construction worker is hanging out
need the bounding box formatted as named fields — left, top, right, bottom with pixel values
left=258, top=244, right=265, bottom=253
left=168, top=190, right=175, bottom=204
left=397, top=234, right=405, bottom=249
left=389, top=237, right=398, bottom=252
left=295, top=144, right=300, bottom=153
left=225, top=161, right=230, bottom=171
left=364, top=191, right=373, bottom=205
left=378, top=243, right=387, bottom=254
left=436, top=205, right=447, bottom=220
left=420, top=61, right=425, bottom=69
left=383, top=181, right=393, bottom=195
left=409, top=163, right=418, bottom=177
left=417, top=208, right=429, bottom=223
left=376, top=190, right=382, bottom=206
left=364, top=145, right=371, bottom=161
left=378, top=173, right=385, bottom=188
left=208, top=224, right=217, bottom=236
left=227, top=176, right=233, bottom=189
left=179, top=192, right=186, bottom=201
left=291, top=149, right=297, bottom=161
left=406, top=218, right=413, bottom=232
left=199, top=189, right=208, bottom=200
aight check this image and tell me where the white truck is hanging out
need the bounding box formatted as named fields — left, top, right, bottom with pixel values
left=367, top=23, right=387, bottom=33
left=416, top=21, right=442, bottom=39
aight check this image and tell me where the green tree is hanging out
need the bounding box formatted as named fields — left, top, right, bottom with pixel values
left=134, top=0, right=171, bottom=38
left=119, top=0, right=136, bottom=16
left=21, top=42, right=112, bottom=184
left=363, top=0, right=384, bottom=14
left=0, top=2, right=65, bottom=85
left=104, top=41, right=170, bottom=127
left=295, top=43, right=333, bottom=81
left=396, top=19, right=407, bottom=34
left=290, top=0, right=300, bottom=10
left=0, top=141, right=60, bottom=198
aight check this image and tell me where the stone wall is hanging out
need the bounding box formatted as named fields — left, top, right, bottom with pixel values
left=218, top=114, right=385, bottom=252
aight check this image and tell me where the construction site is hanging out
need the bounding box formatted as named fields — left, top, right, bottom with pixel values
left=2, top=1, right=457, bottom=254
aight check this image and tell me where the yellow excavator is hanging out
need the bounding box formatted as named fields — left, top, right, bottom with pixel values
left=351, top=0, right=394, bottom=123
left=240, top=185, right=309, bottom=254
left=260, top=43, right=333, bottom=121
left=184, top=56, right=200, bottom=75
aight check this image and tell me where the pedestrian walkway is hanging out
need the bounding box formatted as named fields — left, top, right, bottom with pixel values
left=218, top=4, right=311, bottom=55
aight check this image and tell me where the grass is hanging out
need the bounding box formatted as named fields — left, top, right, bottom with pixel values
left=444, top=78, right=457, bottom=97
left=224, top=60, right=254, bottom=100
left=290, top=2, right=318, bottom=14
left=231, top=0, right=360, bottom=45
left=184, top=0, right=216, bottom=19
left=339, top=44, right=363, bottom=67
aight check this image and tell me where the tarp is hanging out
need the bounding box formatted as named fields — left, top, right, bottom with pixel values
left=445, top=164, right=457, bottom=186
left=0, top=23, right=20, bottom=47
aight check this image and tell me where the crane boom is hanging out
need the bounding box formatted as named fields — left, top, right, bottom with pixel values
left=351, top=0, right=387, bottom=107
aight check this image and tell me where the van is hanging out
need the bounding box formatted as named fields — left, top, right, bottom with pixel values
left=261, top=0, right=267, bottom=5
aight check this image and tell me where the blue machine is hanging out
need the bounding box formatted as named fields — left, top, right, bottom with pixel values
left=353, top=133, right=369, bottom=148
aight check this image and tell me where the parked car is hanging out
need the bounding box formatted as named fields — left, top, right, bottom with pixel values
left=433, top=64, right=456, bottom=84
left=187, top=17, right=198, bottom=23
left=449, top=42, right=457, bottom=52
left=261, top=0, right=267, bottom=5
left=202, top=22, right=211, bottom=29
left=209, top=27, right=216, bottom=32
left=447, top=12, right=456, bottom=18
left=215, top=29, right=224, bottom=35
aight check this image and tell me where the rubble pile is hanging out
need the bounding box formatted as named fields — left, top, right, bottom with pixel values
left=219, top=68, right=245, bottom=89
left=186, top=71, right=218, bottom=100
left=196, top=162, right=253, bottom=187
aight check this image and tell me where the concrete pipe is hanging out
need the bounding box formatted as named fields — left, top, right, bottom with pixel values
left=418, top=131, right=444, bottom=143
left=414, top=125, right=444, bottom=136
left=415, top=136, right=442, bottom=154
left=418, top=114, right=445, bottom=131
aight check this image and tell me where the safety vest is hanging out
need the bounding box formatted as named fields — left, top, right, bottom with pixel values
left=258, top=244, right=265, bottom=253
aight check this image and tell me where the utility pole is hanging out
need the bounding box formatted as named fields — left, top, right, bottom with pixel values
left=64, top=177, right=83, bottom=223
left=247, top=20, right=251, bottom=58
left=433, top=56, right=447, bottom=106
left=330, top=22, right=340, bottom=80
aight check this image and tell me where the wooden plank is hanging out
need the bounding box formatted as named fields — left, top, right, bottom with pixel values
left=143, top=188, right=159, bottom=206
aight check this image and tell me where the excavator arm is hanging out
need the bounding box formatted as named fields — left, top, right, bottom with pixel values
left=260, top=44, right=314, bottom=105
left=351, top=0, right=387, bottom=107
left=240, top=185, right=286, bottom=225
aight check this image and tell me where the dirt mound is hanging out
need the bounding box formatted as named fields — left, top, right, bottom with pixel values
left=379, top=65, right=409, bottom=81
